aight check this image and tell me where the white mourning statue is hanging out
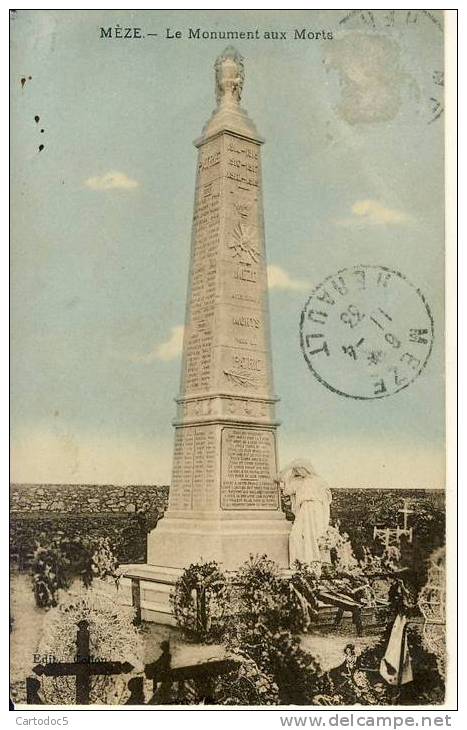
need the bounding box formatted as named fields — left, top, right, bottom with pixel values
left=276, top=460, right=332, bottom=566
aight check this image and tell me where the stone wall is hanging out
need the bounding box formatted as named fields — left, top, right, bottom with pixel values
left=10, top=484, right=170, bottom=515
left=11, top=484, right=444, bottom=518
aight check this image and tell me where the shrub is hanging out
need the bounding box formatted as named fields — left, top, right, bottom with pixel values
left=227, top=555, right=325, bottom=705
left=213, top=650, right=280, bottom=705
left=240, top=623, right=324, bottom=705
left=32, top=545, right=62, bottom=608
left=31, top=534, right=119, bottom=608
left=170, top=556, right=326, bottom=705
left=289, top=561, right=321, bottom=632
left=329, top=489, right=445, bottom=572
left=10, top=512, right=154, bottom=571
left=90, top=537, right=120, bottom=582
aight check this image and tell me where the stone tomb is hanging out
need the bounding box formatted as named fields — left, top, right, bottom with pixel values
left=121, top=47, right=290, bottom=622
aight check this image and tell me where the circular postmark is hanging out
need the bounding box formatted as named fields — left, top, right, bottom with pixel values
left=299, top=265, right=434, bottom=400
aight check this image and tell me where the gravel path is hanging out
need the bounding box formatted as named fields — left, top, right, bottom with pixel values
left=301, top=633, right=380, bottom=672
left=10, top=572, right=47, bottom=703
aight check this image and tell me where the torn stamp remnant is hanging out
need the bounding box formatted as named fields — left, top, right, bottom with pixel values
left=299, top=265, right=434, bottom=400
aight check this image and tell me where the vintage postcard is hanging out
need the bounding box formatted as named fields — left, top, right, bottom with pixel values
left=10, top=9, right=454, bottom=711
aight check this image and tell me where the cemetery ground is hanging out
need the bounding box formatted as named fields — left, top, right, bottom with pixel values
left=9, top=487, right=446, bottom=706
left=10, top=570, right=382, bottom=705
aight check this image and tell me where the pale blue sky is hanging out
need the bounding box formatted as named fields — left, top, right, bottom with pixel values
left=11, top=10, right=445, bottom=487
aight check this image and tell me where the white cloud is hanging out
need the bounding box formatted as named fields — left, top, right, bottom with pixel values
left=133, top=325, right=184, bottom=363
left=337, top=199, right=410, bottom=227
left=84, top=171, right=139, bottom=190
left=267, top=264, right=308, bottom=292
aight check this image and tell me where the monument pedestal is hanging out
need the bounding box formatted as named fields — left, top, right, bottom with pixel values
left=148, top=511, right=290, bottom=570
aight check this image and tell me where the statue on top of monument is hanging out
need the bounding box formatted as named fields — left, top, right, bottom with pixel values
left=276, top=460, right=332, bottom=566
left=215, top=46, right=245, bottom=106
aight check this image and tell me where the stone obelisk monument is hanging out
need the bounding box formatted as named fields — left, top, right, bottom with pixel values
left=147, top=47, right=290, bottom=571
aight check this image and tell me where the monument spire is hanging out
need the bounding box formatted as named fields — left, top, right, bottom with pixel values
left=147, top=50, right=289, bottom=574
left=199, top=47, right=261, bottom=144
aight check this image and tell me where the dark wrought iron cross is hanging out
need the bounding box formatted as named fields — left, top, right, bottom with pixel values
left=32, top=619, right=133, bottom=704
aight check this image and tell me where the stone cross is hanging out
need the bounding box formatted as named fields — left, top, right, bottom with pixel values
left=32, top=619, right=133, bottom=705
left=398, top=498, right=414, bottom=531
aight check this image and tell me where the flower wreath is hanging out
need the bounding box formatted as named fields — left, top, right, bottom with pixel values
left=171, top=561, right=230, bottom=642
